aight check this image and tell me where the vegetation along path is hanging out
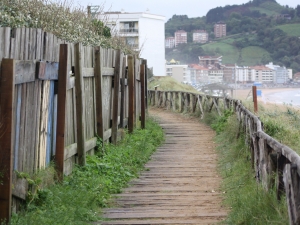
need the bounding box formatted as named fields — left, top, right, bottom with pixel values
left=98, top=108, right=227, bottom=224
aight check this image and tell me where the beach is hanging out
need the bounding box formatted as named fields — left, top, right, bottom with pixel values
left=234, top=87, right=300, bottom=109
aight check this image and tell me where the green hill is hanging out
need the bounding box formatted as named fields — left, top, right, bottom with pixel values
left=275, top=24, right=300, bottom=37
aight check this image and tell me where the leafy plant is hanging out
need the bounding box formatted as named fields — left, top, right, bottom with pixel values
left=211, top=109, right=233, bottom=134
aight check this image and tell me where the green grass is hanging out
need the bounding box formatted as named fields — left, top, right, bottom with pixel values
left=249, top=6, right=279, bottom=16
left=201, top=42, right=239, bottom=64
left=241, top=46, right=271, bottom=66
left=148, top=76, right=199, bottom=93
left=275, top=23, right=300, bottom=37
left=206, top=113, right=289, bottom=224
left=9, top=117, right=164, bottom=225
left=260, top=1, right=285, bottom=13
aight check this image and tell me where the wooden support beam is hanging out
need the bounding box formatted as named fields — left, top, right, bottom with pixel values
left=74, top=43, right=86, bottom=166
left=128, top=55, right=135, bottom=133
left=144, top=60, right=148, bottom=110
left=55, top=44, right=68, bottom=180
left=140, top=61, right=146, bottom=129
left=111, top=50, right=123, bottom=144
left=0, top=59, right=15, bottom=223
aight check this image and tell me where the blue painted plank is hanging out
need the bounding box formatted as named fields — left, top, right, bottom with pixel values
left=46, top=81, right=55, bottom=165
left=52, top=94, right=58, bottom=156
left=13, top=85, right=22, bottom=170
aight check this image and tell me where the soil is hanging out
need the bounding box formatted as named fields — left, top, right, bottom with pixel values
left=98, top=108, right=228, bottom=225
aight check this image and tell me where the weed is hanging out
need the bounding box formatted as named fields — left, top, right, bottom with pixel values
left=10, top=117, right=164, bottom=224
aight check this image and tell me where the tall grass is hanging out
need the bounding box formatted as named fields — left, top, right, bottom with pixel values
left=9, top=117, right=164, bottom=225
left=205, top=112, right=289, bottom=224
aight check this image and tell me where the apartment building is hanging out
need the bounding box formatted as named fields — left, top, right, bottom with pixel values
left=250, top=66, right=274, bottom=83
left=192, top=30, right=208, bottom=43
left=165, top=37, right=175, bottom=48
left=214, top=22, right=226, bottom=38
left=199, top=56, right=222, bottom=67
left=188, top=64, right=209, bottom=84
left=265, top=62, right=289, bottom=84
left=166, top=59, right=188, bottom=83
left=174, top=30, right=187, bottom=47
left=100, top=11, right=165, bottom=75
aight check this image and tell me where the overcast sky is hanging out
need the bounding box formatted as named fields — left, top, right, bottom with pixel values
left=76, top=0, right=299, bottom=20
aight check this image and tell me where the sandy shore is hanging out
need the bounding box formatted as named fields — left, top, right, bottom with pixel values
left=234, top=88, right=300, bottom=110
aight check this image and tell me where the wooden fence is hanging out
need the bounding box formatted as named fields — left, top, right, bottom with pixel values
left=149, top=89, right=300, bottom=225
left=0, top=27, right=147, bottom=223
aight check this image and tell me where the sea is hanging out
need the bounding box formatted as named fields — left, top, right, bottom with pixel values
left=262, top=89, right=300, bottom=107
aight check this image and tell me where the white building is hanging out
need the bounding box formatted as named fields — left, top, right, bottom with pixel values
left=100, top=11, right=166, bottom=76
left=165, top=37, right=175, bottom=48
left=192, top=30, right=208, bottom=43
left=265, top=62, right=290, bottom=84
left=166, top=59, right=188, bottom=83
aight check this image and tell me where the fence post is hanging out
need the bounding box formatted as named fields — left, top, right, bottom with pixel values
left=128, top=55, right=135, bottom=133
left=252, top=86, right=258, bottom=113
left=74, top=43, right=86, bottom=166
left=140, top=60, right=146, bottom=129
left=55, top=44, right=68, bottom=180
left=0, top=59, right=15, bottom=223
left=111, top=50, right=123, bottom=144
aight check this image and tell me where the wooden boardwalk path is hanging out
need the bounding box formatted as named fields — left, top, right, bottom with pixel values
left=98, top=108, right=227, bottom=224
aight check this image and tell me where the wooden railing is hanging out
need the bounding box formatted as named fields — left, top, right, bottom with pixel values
left=148, top=89, right=300, bottom=225
left=0, top=27, right=147, bottom=223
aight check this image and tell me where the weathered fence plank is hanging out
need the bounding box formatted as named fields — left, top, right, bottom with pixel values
left=0, top=59, right=15, bottom=223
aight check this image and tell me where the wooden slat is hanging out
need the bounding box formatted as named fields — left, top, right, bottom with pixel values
left=15, top=60, right=36, bottom=84
left=111, top=50, right=122, bottom=144
left=0, top=59, right=15, bottom=223
left=39, top=81, right=50, bottom=169
left=102, top=67, right=114, bottom=76
left=140, top=61, right=146, bottom=129
left=64, top=137, right=98, bottom=160
left=74, top=43, right=86, bottom=166
left=128, top=55, right=135, bottom=133
left=82, top=67, right=94, bottom=77
left=55, top=44, right=68, bottom=179
left=95, top=47, right=104, bottom=142
left=120, top=56, right=126, bottom=128
left=0, top=27, right=11, bottom=62
left=37, top=61, right=59, bottom=80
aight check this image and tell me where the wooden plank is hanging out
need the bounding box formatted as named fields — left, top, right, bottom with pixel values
left=46, top=81, right=55, bottom=165
left=102, top=67, right=115, bottom=76
left=39, top=81, right=50, bottom=169
left=0, top=27, right=11, bottom=62
left=33, top=80, right=42, bottom=171
left=37, top=61, right=59, bottom=80
left=140, top=61, right=146, bottom=129
left=120, top=56, right=126, bottom=128
left=18, top=84, right=27, bottom=172
left=0, top=59, right=15, bottom=223
left=111, top=50, right=122, bottom=144
left=15, top=60, right=36, bottom=84
left=55, top=44, right=68, bottom=179
left=94, top=47, right=104, bottom=142
left=64, top=137, right=98, bottom=160
left=128, top=55, right=135, bottom=133
left=74, top=43, right=86, bottom=166
left=82, top=67, right=94, bottom=77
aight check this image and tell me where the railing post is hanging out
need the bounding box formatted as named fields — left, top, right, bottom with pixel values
left=55, top=44, right=68, bottom=180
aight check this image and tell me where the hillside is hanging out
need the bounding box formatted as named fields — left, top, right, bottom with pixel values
left=165, top=0, right=300, bottom=73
